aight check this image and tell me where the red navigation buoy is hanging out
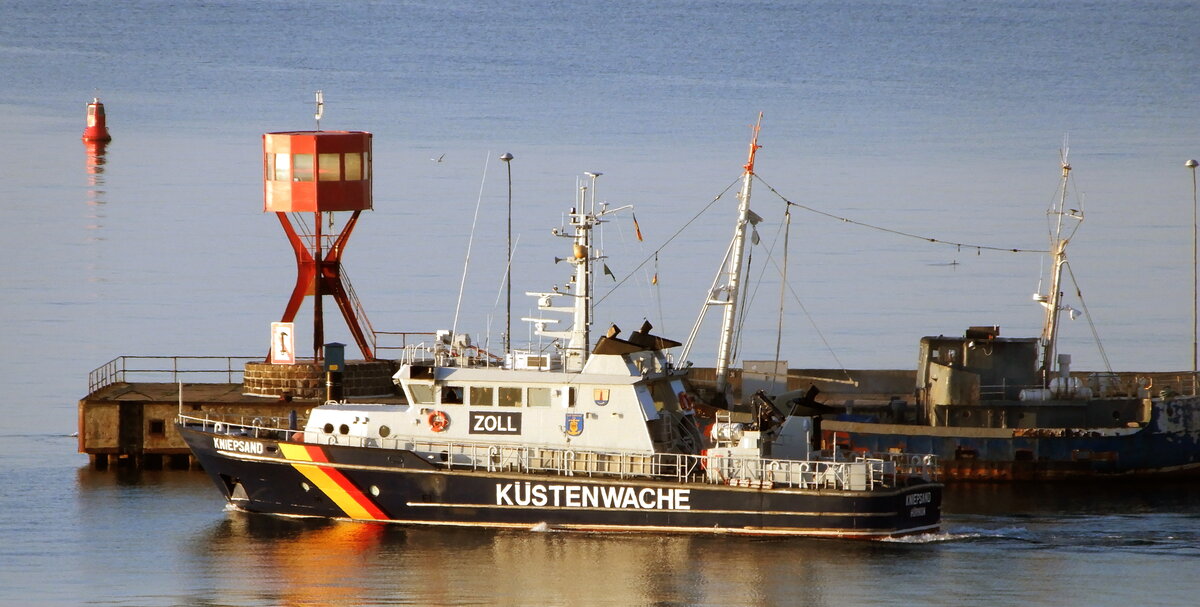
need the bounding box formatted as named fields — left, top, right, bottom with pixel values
left=81, top=97, right=111, bottom=142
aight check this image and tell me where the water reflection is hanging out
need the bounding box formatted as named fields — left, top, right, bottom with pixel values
left=83, top=139, right=108, bottom=244
left=188, top=514, right=952, bottom=606
left=67, top=468, right=1200, bottom=607
left=197, top=516, right=386, bottom=606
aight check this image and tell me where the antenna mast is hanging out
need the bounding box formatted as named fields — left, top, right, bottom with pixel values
left=314, top=90, right=324, bottom=131
left=712, top=113, right=763, bottom=396
left=1037, top=142, right=1080, bottom=384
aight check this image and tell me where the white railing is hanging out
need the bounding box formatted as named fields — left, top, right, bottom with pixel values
left=90, top=356, right=259, bottom=393
left=178, top=413, right=939, bottom=491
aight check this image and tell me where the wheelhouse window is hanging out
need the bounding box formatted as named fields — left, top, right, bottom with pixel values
left=650, top=381, right=674, bottom=412
left=408, top=383, right=434, bottom=404
left=528, top=387, right=551, bottom=408
left=441, top=385, right=464, bottom=405
left=498, top=387, right=522, bottom=407
left=470, top=386, right=494, bottom=407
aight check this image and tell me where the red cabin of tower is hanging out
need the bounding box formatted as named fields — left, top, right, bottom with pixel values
left=263, top=131, right=372, bottom=212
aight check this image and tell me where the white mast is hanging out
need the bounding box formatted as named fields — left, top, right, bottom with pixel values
left=713, top=114, right=763, bottom=394
left=525, top=173, right=631, bottom=372
left=1034, top=146, right=1081, bottom=384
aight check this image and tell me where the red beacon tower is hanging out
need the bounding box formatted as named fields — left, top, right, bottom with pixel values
left=263, top=130, right=375, bottom=362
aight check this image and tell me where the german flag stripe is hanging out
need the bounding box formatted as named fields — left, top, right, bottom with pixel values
left=278, top=443, right=388, bottom=520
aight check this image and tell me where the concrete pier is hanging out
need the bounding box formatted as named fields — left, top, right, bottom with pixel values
left=78, top=356, right=403, bottom=470
left=78, top=355, right=922, bottom=470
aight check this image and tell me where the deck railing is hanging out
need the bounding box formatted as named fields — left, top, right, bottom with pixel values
left=89, top=356, right=259, bottom=394
left=979, top=371, right=1200, bottom=400
left=178, top=413, right=939, bottom=492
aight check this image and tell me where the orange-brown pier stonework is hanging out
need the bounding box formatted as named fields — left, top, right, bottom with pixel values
left=242, top=360, right=398, bottom=399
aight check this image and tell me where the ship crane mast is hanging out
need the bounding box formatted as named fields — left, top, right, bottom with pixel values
left=1035, top=146, right=1083, bottom=385
left=681, top=113, right=763, bottom=401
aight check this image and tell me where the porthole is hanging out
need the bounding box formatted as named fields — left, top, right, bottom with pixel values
left=323, top=423, right=334, bottom=434
left=370, top=485, right=380, bottom=497
left=378, top=425, right=391, bottom=438
left=301, top=482, right=311, bottom=492
left=339, top=424, right=350, bottom=435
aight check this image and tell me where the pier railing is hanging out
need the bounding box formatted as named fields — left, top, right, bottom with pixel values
left=89, top=356, right=259, bottom=394
left=978, top=371, right=1200, bottom=400
left=178, top=412, right=939, bottom=492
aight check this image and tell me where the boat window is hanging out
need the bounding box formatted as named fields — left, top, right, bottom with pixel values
left=498, top=387, right=521, bottom=407
left=272, top=153, right=290, bottom=181
left=440, top=385, right=464, bottom=405
left=323, top=423, right=334, bottom=433
left=293, top=154, right=314, bottom=181
left=650, top=381, right=673, bottom=412
left=567, top=387, right=576, bottom=408
left=339, top=424, right=350, bottom=435
left=409, top=383, right=434, bottom=404
left=345, top=152, right=363, bottom=180
left=470, top=386, right=495, bottom=407
left=318, top=153, right=341, bottom=181
left=378, top=425, right=391, bottom=438
left=528, top=387, right=551, bottom=407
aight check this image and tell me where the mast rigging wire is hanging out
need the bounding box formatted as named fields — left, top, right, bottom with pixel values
left=1063, top=261, right=1113, bottom=375
left=755, top=175, right=1049, bottom=254
left=452, top=153, right=492, bottom=339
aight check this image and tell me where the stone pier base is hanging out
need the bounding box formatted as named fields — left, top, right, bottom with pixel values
left=242, top=360, right=399, bottom=399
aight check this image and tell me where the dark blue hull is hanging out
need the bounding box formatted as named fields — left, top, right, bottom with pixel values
left=822, top=396, right=1200, bottom=481
left=179, top=425, right=941, bottom=539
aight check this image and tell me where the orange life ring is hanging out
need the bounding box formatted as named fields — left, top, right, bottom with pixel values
left=677, top=391, right=694, bottom=412
left=428, top=410, right=450, bottom=432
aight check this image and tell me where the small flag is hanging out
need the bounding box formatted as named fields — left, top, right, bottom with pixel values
left=603, top=264, right=616, bottom=280
left=632, top=213, right=643, bottom=242
left=652, top=273, right=658, bottom=285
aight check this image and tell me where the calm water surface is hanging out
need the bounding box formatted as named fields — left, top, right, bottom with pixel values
left=1, top=1, right=1198, bottom=605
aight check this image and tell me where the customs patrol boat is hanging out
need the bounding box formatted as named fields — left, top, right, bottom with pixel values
left=179, top=127, right=942, bottom=539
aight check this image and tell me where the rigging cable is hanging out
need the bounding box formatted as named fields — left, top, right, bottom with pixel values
left=756, top=210, right=856, bottom=384
left=594, top=175, right=742, bottom=307
left=1063, top=261, right=1114, bottom=375
left=755, top=175, right=1049, bottom=254
left=774, top=207, right=790, bottom=372
left=452, top=153, right=491, bottom=340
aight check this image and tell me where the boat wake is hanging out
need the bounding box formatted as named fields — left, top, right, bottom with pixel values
left=884, top=526, right=1035, bottom=544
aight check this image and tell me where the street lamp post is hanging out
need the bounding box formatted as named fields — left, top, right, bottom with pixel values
left=501, top=152, right=514, bottom=360
left=1188, top=158, right=1198, bottom=394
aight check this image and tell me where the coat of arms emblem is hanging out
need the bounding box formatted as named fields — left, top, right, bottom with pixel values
left=565, top=413, right=585, bottom=436
left=593, top=388, right=610, bottom=406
